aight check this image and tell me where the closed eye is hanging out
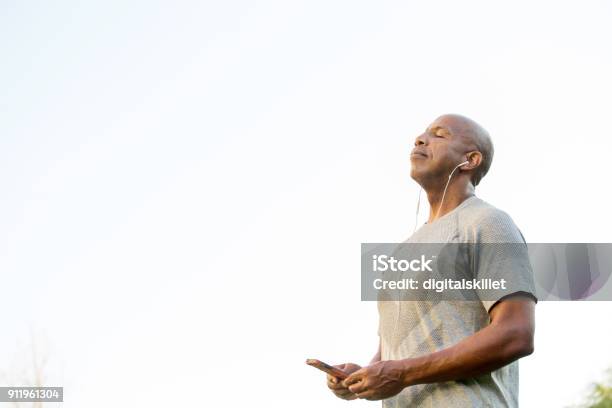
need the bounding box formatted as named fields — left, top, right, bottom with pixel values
left=433, top=128, right=449, bottom=138
left=426, top=126, right=450, bottom=138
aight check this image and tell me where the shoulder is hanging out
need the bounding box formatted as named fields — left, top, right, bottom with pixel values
left=464, top=198, right=515, bottom=226
left=459, top=198, right=525, bottom=243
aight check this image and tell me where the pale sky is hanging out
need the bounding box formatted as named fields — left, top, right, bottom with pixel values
left=1, top=1, right=612, bottom=407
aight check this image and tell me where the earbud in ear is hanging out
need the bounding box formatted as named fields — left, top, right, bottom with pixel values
left=459, top=160, right=469, bottom=167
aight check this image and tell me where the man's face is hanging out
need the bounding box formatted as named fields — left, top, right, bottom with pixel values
left=410, top=116, right=472, bottom=184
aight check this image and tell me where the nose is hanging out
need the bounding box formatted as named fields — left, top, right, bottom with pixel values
left=414, top=134, right=426, bottom=146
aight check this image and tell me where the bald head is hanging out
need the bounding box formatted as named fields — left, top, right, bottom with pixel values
left=410, top=114, right=494, bottom=188
left=431, top=114, right=494, bottom=186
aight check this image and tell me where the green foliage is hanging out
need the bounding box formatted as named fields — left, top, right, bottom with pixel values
left=581, top=370, right=612, bottom=408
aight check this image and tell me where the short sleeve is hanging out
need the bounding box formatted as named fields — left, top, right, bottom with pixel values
left=471, top=209, right=538, bottom=312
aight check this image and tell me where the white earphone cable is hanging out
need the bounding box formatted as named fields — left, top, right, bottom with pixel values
left=435, top=160, right=469, bottom=220
left=413, top=186, right=423, bottom=233
left=413, top=160, right=469, bottom=233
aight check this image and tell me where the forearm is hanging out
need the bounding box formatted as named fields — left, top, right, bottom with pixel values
left=399, top=320, right=534, bottom=387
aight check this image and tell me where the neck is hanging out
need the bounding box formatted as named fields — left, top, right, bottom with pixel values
left=425, top=179, right=475, bottom=223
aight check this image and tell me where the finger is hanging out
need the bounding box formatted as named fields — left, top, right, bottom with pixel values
left=340, top=393, right=359, bottom=401
left=343, top=369, right=365, bottom=386
left=328, top=374, right=352, bottom=389
left=355, top=389, right=377, bottom=400
left=334, top=389, right=358, bottom=400
left=327, top=381, right=347, bottom=391
left=334, top=388, right=353, bottom=397
left=328, top=375, right=347, bottom=387
left=333, top=363, right=350, bottom=377
left=348, top=380, right=367, bottom=395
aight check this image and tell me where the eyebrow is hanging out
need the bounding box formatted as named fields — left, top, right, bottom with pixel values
left=427, top=125, right=451, bottom=136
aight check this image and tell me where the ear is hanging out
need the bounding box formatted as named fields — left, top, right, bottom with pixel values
left=462, top=151, right=482, bottom=171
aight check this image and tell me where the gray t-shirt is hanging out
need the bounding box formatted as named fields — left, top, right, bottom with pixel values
left=378, top=196, right=537, bottom=408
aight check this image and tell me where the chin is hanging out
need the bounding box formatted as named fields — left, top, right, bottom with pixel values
left=410, top=168, right=423, bottom=184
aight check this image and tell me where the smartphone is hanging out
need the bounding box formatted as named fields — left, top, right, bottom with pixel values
left=305, top=358, right=348, bottom=380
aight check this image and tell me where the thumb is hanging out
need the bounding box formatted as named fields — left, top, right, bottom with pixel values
left=343, top=368, right=365, bottom=386
left=334, top=363, right=347, bottom=370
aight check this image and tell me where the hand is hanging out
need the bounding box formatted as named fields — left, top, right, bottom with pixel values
left=342, top=360, right=407, bottom=401
left=326, top=363, right=362, bottom=400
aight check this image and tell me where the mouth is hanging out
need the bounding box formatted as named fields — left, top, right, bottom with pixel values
left=410, top=150, right=428, bottom=159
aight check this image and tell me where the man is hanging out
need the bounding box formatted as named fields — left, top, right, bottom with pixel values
left=327, top=114, right=537, bottom=407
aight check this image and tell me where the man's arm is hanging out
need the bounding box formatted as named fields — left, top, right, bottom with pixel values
left=343, top=294, right=535, bottom=401
left=402, top=294, right=535, bottom=383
